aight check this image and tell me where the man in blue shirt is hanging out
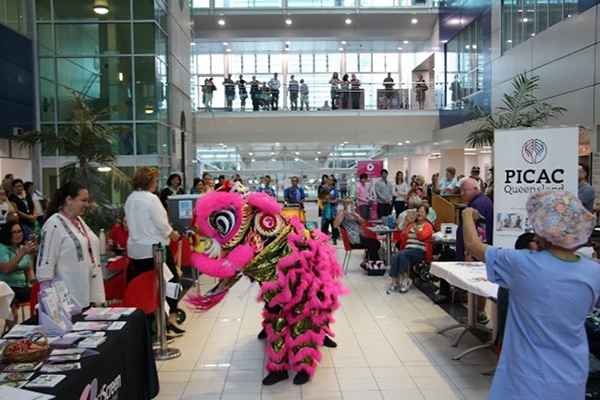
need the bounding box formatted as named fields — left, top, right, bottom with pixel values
left=284, top=176, right=305, bottom=205
left=288, top=75, right=299, bottom=111
left=257, top=175, right=276, bottom=198
left=439, top=166, right=459, bottom=195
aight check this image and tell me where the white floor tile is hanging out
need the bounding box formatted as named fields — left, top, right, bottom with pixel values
left=154, top=254, right=493, bottom=399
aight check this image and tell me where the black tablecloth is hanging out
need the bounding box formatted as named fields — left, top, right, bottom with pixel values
left=22, top=309, right=159, bottom=399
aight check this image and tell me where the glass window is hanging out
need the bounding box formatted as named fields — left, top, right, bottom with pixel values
left=158, top=123, right=170, bottom=155
left=135, top=57, right=158, bottom=121
left=372, top=54, right=386, bottom=72
left=36, top=0, right=51, bottom=21
left=0, top=0, right=28, bottom=35
left=134, top=24, right=156, bottom=54
left=212, top=54, right=225, bottom=75
left=359, top=53, right=372, bottom=72
left=231, top=54, right=243, bottom=74
left=197, top=55, right=211, bottom=74
left=133, top=0, right=155, bottom=19
left=39, top=58, right=55, bottom=122
left=243, top=54, right=255, bottom=73
left=42, top=167, right=59, bottom=198
left=136, top=123, right=158, bottom=154
left=53, top=0, right=131, bottom=20
left=270, top=54, right=282, bottom=74
left=193, top=0, right=211, bottom=7
left=56, top=57, right=133, bottom=121
left=346, top=53, right=359, bottom=73
left=289, top=55, right=300, bottom=73
left=37, top=24, right=53, bottom=56
left=301, top=54, right=313, bottom=73
left=55, top=23, right=132, bottom=56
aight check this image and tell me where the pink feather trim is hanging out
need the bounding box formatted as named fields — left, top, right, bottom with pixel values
left=194, top=191, right=245, bottom=243
left=247, top=192, right=282, bottom=214
left=191, top=245, right=255, bottom=278
left=186, top=290, right=228, bottom=312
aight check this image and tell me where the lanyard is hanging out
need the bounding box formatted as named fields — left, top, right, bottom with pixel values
left=61, top=212, right=96, bottom=265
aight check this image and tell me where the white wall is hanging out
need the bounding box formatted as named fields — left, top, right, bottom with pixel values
left=408, top=154, right=429, bottom=180
left=428, top=157, right=440, bottom=179
left=441, top=149, right=465, bottom=176
left=0, top=159, right=33, bottom=182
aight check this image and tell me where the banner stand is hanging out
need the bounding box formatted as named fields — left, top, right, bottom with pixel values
left=152, top=244, right=181, bottom=361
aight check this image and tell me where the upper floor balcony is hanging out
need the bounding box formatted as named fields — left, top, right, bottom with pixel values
left=192, top=0, right=438, bottom=12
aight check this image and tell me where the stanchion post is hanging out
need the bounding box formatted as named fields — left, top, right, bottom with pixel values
left=153, top=243, right=181, bottom=360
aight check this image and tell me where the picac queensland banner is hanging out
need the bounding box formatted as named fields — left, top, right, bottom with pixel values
left=493, top=126, right=579, bottom=248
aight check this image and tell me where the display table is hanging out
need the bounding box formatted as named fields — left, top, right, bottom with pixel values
left=366, top=226, right=403, bottom=266
left=430, top=261, right=498, bottom=361
left=22, top=310, right=159, bottom=400
left=0, top=282, right=15, bottom=320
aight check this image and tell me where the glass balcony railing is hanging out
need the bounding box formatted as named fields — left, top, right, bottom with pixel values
left=192, top=81, right=447, bottom=112
left=192, top=0, right=436, bottom=9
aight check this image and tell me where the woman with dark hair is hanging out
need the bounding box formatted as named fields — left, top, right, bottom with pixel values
left=317, top=174, right=329, bottom=217
left=25, top=181, right=47, bottom=227
left=8, top=179, right=36, bottom=230
left=393, top=171, right=408, bottom=217
left=340, top=74, right=350, bottom=109
left=37, top=181, right=105, bottom=308
left=125, top=167, right=184, bottom=336
left=190, top=177, right=205, bottom=195
left=159, top=173, right=184, bottom=210
left=0, top=221, right=36, bottom=328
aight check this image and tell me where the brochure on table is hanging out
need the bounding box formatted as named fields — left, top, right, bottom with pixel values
left=38, top=278, right=81, bottom=337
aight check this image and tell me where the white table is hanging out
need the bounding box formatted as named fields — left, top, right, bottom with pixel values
left=430, top=261, right=498, bottom=361
left=0, top=281, right=15, bottom=320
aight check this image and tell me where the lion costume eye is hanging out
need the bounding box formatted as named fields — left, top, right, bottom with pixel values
left=211, top=209, right=236, bottom=238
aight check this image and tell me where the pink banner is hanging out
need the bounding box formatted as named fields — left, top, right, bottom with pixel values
left=357, top=161, right=384, bottom=220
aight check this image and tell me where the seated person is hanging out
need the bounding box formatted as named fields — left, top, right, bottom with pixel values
left=395, top=195, right=423, bottom=233
left=6, top=211, right=31, bottom=240
left=0, top=221, right=36, bottom=328
left=387, top=205, right=433, bottom=294
left=107, top=216, right=129, bottom=253
left=421, top=198, right=437, bottom=226
left=406, top=180, right=423, bottom=200
left=333, top=197, right=383, bottom=269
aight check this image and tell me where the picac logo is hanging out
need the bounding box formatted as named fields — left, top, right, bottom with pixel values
left=522, top=139, right=548, bottom=164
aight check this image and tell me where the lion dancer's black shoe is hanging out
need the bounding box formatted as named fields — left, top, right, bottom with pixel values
left=293, top=371, right=310, bottom=385
left=258, top=327, right=267, bottom=340
left=323, top=336, right=337, bottom=348
left=262, top=371, right=289, bottom=385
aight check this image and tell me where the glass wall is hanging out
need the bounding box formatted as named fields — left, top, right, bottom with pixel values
left=0, top=0, right=29, bottom=36
left=193, top=0, right=434, bottom=8
left=36, top=0, right=171, bottom=197
left=501, top=0, right=577, bottom=53
left=445, top=16, right=483, bottom=106
left=192, top=51, right=420, bottom=110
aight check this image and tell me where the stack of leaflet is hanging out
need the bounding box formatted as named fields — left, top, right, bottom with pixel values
left=38, top=278, right=80, bottom=337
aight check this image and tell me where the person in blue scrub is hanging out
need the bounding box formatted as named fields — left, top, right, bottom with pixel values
left=462, top=190, right=600, bottom=400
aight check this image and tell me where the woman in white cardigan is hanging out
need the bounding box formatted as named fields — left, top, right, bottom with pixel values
left=37, top=181, right=105, bottom=308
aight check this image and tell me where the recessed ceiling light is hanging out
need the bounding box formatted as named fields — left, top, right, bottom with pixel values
left=465, top=45, right=470, bottom=49
left=285, top=41, right=290, bottom=45
left=411, top=18, right=418, bottom=24
left=317, top=151, right=322, bottom=154
left=272, top=158, right=276, bottom=162
left=341, top=41, right=346, bottom=44
left=222, top=42, right=228, bottom=46
left=522, top=18, right=529, bottom=22
left=397, top=47, right=403, bottom=50
left=275, top=142, right=280, bottom=146
left=294, top=158, right=299, bottom=161
left=531, top=33, right=535, bottom=36
left=338, top=47, right=344, bottom=51
left=249, top=152, right=253, bottom=155
left=345, top=18, right=352, bottom=24
left=251, top=158, right=256, bottom=162
left=285, top=19, right=292, bottom=25
left=403, top=40, right=409, bottom=44
left=398, top=142, right=403, bottom=145
left=295, top=151, right=300, bottom=155
left=507, top=39, right=513, bottom=43
left=93, top=0, right=109, bottom=14
left=285, top=47, right=290, bottom=51
left=218, top=19, right=225, bottom=26
left=226, top=49, right=231, bottom=52
left=472, top=45, right=477, bottom=49
left=405, top=140, right=410, bottom=143
left=315, top=157, right=319, bottom=161
left=271, top=151, right=275, bottom=155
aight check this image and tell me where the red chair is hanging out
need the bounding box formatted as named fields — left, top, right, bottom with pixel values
left=339, top=227, right=359, bottom=274
left=361, top=220, right=380, bottom=241
left=104, top=257, right=130, bottom=303
left=113, top=271, right=159, bottom=315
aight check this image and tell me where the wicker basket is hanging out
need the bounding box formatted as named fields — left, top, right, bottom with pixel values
left=2, top=332, right=50, bottom=363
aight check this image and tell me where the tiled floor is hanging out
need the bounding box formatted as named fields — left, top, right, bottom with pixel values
left=155, top=246, right=496, bottom=400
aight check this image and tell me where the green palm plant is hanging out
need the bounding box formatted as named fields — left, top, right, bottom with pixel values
left=19, top=89, right=131, bottom=206
left=463, top=74, right=567, bottom=148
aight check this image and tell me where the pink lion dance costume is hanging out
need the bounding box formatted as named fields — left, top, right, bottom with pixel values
left=187, top=187, right=346, bottom=385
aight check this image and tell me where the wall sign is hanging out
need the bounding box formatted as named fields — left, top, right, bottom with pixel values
left=493, top=126, right=579, bottom=248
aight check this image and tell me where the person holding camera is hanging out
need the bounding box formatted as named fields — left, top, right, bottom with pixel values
left=333, top=197, right=382, bottom=269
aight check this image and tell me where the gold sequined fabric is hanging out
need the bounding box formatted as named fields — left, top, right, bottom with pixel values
left=243, top=225, right=293, bottom=283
